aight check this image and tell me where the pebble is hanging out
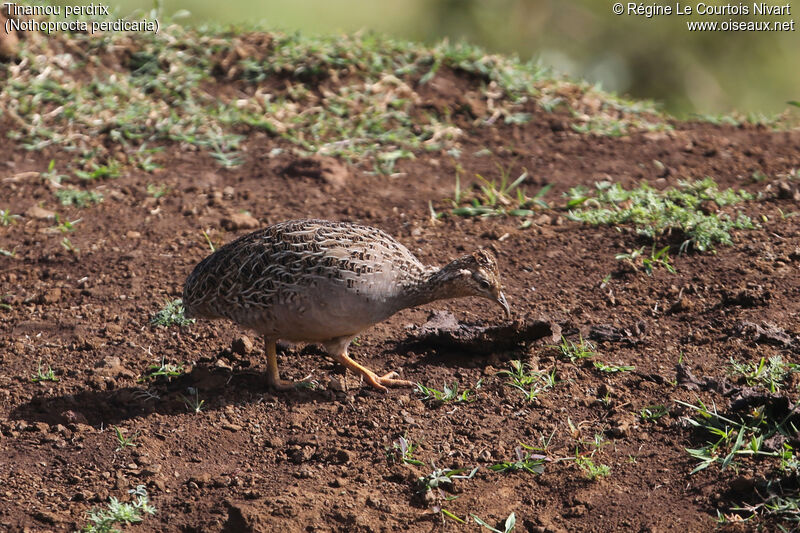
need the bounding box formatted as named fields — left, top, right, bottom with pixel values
left=215, top=359, right=233, bottom=370
left=231, top=335, right=254, bottom=355
left=25, top=205, right=56, bottom=220
left=327, top=377, right=345, bottom=392
left=39, top=288, right=62, bottom=304
left=221, top=212, right=260, bottom=230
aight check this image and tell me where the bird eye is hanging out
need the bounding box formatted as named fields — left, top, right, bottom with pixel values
left=478, top=279, right=490, bottom=290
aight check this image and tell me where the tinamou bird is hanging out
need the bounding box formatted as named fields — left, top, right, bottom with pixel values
left=183, top=219, right=510, bottom=392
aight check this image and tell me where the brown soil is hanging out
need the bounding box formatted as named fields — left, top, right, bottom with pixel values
left=2, top=63, right=800, bottom=533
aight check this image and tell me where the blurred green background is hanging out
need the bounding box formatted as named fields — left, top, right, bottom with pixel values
left=111, top=0, right=799, bottom=116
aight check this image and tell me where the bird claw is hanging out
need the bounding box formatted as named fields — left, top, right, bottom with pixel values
left=365, top=371, right=415, bottom=392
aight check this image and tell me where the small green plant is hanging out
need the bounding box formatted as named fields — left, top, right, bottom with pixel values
left=180, top=387, right=205, bottom=413
left=42, top=160, right=67, bottom=184
left=472, top=512, right=516, bottom=533
left=31, top=362, right=59, bottom=383
left=567, top=178, right=755, bottom=252
left=74, top=161, right=120, bottom=180
left=554, top=335, right=595, bottom=363
left=82, top=485, right=156, bottom=533
left=140, top=357, right=185, bottom=381
left=728, top=356, right=799, bottom=393
left=615, top=245, right=676, bottom=275
left=54, top=189, right=103, bottom=207
left=489, top=443, right=547, bottom=474
left=418, top=464, right=478, bottom=492
left=113, top=426, right=139, bottom=451
left=135, top=145, right=163, bottom=172
left=575, top=455, right=611, bottom=480
left=416, top=462, right=478, bottom=525
left=61, top=236, right=79, bottom=254
left=435, top=506, right=466, bottom=524
left=677, top=399, right=786, bottom=475
left=206, top=133, right=245, bottom=168
left=150, top=299, right=195, bottom=327
left=496, top=360, right=557, bottom=402
left=146, top=183, right=170, bottom=198
left=50, top=214, right=81, bottom=233
left=448, top=168, right=552, bottom=218
left=0, top=209, right=20, bottom=226
left=416, top=381, right=477, bottom=403
left=387, top=435, right=424, bottom=466
left=593, top=361, right=635, bottom=373
left=640, top=405, right=669, bottom=421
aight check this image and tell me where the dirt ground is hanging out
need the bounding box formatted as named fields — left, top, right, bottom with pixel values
left=2, top=51, right=800, bottom=532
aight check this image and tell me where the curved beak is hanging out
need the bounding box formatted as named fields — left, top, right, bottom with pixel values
left=496, top=291, right=511, bottom=319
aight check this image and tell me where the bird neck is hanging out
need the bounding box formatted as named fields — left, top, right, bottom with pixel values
left=395, top=264, right=466, bottom=310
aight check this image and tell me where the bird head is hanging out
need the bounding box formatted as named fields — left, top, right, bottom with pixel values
left=438, top=249, right=511, bottom=318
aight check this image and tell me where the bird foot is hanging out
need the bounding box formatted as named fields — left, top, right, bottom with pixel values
left=364, top=371, right=415, bottom=392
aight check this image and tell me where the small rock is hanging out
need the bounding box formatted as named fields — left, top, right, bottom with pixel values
left=215, top=359, right=233, bottom=370
left=32, top=510, right=59, bottom=525
left=777, top=181, right=799, bottom=201
left=294, top=467, right=314, bottom=479
left=25, top=205, right=56, bottom=220
left=698, top=200, right=718, bottom=215
left=39, top=288, right=62, bottom=304
left=223, top=186, right=235, bottom=199
left=534, top=214, right=551, bottom=226
left=221, top=212, right=260, bottom=231
left=263, top=437, right=284, bottom=449
left=126, top=231, right=142, bottom=239
left=288, top=446, right=315, bottom=464
left=103, top=323, right=122, bottom=337
left=60, top=410, right=88, bottom=425
left=231, top=336, right=254, bottom=355
left=222, top=423, right=243, bottom=432
left=329, top=448, right=352, bottom=464
left=670, top=297, right=694, bottom=313
left=327, top=377, right=345, bottom=392
left=565, top=505, right=587, bottom=517
left=609, top=422, right=630, bottom=438
left=94, top=356, right=135, bottom=379
left=598, top=383, right=614, bottom=397
left=189, top=472, right=212, bottom=487
left=141, top=464, right=162, bottom=477
left=284, top=157, right=349, bottom=188
left=109, top=190, right=126, bottom=202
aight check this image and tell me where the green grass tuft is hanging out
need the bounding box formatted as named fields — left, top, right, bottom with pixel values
left=150, top=299, right=195, bottom=327
left=567, top=177, right=755, bottom=252
left=82, top=485, right=156, bottom=533
left=54, top=188, right=104, bottom=207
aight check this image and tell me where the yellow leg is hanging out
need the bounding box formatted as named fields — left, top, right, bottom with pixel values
left=264, top=338, right=302, bottom=391
left=332, top=348, right=414, bottom=392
